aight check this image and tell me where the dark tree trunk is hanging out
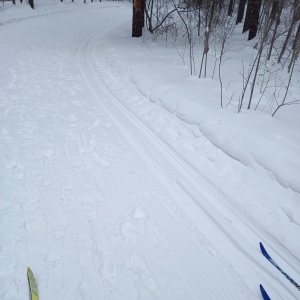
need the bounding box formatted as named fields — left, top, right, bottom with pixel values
left=228, top=0, right=235, bottom=16
left=248, top=0, right=262, bottom=40
left=218, top=0, right=224, bottom=10
left=270, top=0, right=279, bottom=19
left=278, top=4, right=300, bottom=63
left=243, top=0, right=262, bottom=40
left=132, top=0, right=143, bottom=37
left=242, top=0, right=251, bottom=32
left=267, top=0, right=283, bottom=59
left=236, top=0, right=247, bottom=24
left=141, top=0, right=145, bottom=27
left=293, top=23, right=300, bottom=50
left=29, top=0, right=34, bottom=9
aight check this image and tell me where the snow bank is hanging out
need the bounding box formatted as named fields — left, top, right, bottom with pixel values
left=105, top=24, right=300, bottom=194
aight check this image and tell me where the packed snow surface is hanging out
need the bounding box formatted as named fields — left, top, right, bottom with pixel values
left=0, top=1, right=299, bottom=300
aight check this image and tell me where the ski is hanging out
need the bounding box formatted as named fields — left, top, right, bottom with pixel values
left=260, top=284, right=271, bottom=300
left=260, top=242, right=300, bottom=291
left=27, top=267, right=39, bottom=300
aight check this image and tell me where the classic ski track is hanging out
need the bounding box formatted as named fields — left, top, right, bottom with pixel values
left=0, top=5, right=296, bottom=269
left=99, top=48, right=300, bottom=272
left=76, top=29, right=296, bottom=299
left=76, top=32, right=252, bottom=299
left=82, top=33, right=265, bottom=269
left=0, top=7, right=297, bottom=299
left=105, top=157, right=240, bottom=299
left=96, top=31, right=300, bottom=270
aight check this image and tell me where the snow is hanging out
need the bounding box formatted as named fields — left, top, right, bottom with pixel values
left=0, top=1, right=299, bottom=300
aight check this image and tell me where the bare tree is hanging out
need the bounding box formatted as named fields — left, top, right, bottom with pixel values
left=272, top=58, right=299, bottom=116
left=144, top=0, right=177, bottom=34
left=267, top=0, right=284, bottom=60
left=278, top=1, right=300, bottom=63
left=199, top=0, right=217, bottom=78
left=217, top=2, right=236, bottom=107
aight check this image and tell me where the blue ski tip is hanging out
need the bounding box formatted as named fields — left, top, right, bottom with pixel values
left=259, top=242, right=300, bottom=291
left=260, top=242, right=266, bottom=254
left=260, top=284, right=271, bottom=300
left=260, top=242, right=271, bottom=260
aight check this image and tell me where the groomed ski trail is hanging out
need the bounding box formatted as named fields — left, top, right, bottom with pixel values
left=75, top=23, right=295, bottom=300
left=76, top=29, right=253, bottom=300
left=0, top=4, right=298, bottom=300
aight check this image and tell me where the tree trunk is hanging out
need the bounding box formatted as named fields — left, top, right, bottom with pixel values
left=243, top=0, right=262, bottom=40
left=218, top=0, right=224, bottom=10
left=270, top=0, right=279, bottom=19
left=141, top=0, right=145, bottom=28
left=278, top=22, right=295, bottom=63
left=132, top=0, right=143, bottom=37
left=29, top=0, right=34, bottom=9
left=288, top=23, right=300, bottom=72
left=278, top=2, right=300, bottom=62
left=250, top=0, right=262, bottom=40
left=236, top=0, right=247, bottom=24
left=292, top=22, right=300, bottom=50
left=228, top=0, right=235, bottom=16
left=267, top=0, right=283, bottom=59
left=242, top=0, right=251, bottom=33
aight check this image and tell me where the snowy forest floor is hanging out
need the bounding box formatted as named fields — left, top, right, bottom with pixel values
left=0, top=1, right=299, bottom=300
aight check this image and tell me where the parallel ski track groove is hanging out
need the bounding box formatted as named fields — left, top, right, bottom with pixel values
left=76, top=29, right=295, bottom=299
left=96, top=139, right=243, bottom=298
left=112, top=156, right=231, bottom=299
left=84, top=33, right=264, bottom=270
left=96, top=42, right=300, bottom=281
left=100, top=33, right=300, bottom=270
left=77, top=32, right=238, bottom=299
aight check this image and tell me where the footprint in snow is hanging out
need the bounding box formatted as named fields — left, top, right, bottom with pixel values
left=11, top=169, right=24, bottom=181
left=42, top=146, right=55, bottom=158
left=24, top=186, right=41, bottom=203
left=121, top=208, right=148, bottom=243
left=0, top=240, right=16, bottom=278
left=21, top=201, right=39, bottom=213
left=45, top=253, right=63, bottom=292
left=94, top=156, right=110, bottom=168
left=46, top=214, right=67, bottom=239
left=129, top=255, right=157, bottom=291
left=3, top=157, right=18, bottom=169
left=102, top=122, right=112, bottom=129
left=67, top=114, right=77, bottom=122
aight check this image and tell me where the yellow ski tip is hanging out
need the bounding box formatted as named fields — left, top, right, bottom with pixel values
left=27, top=267, right=39, bottom=300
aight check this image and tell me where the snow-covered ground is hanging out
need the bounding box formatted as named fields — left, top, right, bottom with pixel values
left=0, top=1, right=299, bottom=299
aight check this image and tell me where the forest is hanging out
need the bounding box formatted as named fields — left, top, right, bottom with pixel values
left=132, top=0, right=300, bottom=115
